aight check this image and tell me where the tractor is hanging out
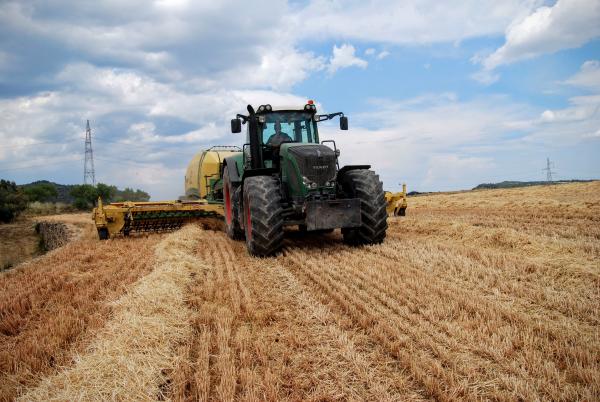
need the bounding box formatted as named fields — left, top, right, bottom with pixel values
left=222, top=101, right=388, bottom=256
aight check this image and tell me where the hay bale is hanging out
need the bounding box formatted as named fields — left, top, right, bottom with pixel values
left=35, top=221, right=70, bottom=251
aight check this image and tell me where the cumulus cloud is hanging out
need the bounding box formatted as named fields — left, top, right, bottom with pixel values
left=328, top=44, right=368, bottom=74
left=376, top=50, right=390, bottom=60
left=565, top=60, right=600, bottom=90
left=294, top=0, right=540, bottom=44
left=537, top=60, right=600, bottom=138
left=482, top=0, right=600, bottom=70
left=1, top=0, right=598, bottom=196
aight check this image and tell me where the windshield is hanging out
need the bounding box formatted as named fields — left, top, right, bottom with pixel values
left=258, top=112, right=319, bottom=145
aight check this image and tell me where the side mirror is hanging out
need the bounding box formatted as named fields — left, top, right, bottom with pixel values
left=231, top=118, right=241, bottom=133
left=340, top=116, right=348, bottom=130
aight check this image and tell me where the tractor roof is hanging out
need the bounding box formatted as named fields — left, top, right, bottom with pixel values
left=255, top=103, right=317, bottom=113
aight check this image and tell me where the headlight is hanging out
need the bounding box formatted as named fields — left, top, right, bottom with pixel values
left=302, top=176, right=317, bottom=189
left=265, top=104, right=272, bottom=111
left=258, top=105, right=265, bottom=112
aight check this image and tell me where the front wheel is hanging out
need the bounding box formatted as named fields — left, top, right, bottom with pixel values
left=340, top=169, right=388, bottom=245
left=242, top=176, right=284, bottom=256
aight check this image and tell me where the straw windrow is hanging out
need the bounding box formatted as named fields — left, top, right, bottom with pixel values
left=18, top=224, right=204, bottom=401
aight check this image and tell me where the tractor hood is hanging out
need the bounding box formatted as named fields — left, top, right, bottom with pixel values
left=282, top=143, right=337, bottom=188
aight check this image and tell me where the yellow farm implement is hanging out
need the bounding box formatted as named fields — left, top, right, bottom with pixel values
left=92, top=197, right=223, bottom=239
left=385, top=184, right=408, bottom=216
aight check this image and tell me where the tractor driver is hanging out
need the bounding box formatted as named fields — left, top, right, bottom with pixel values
left=266, top=121, right=293, bottom=148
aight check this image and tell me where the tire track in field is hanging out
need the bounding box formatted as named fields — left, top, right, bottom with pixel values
left=284, top=247, right=498, bottom=401
left=283, top=240, right=597, bottom=401
left=168, top=229, right=426, bottom=401
left=356, top=241, right=598, bottom=400
left=374, top=237, right=599, bottom=326
left=285, top=247, right=530, bottom=395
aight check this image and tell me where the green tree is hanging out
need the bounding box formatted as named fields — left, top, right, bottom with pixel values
left=0, top=180, right=28, bottom=223
left=23, top=182, right=58, bottom=202
left=70, top=184, right=98, bottom=210
left=96, top=183, right=117, bottom=203
left=114, top=187, right=150, bottom=202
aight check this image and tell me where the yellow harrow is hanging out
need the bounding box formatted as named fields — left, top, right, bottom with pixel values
left=385, top=184, right=408, bottom=216
left=92, top=197, right=223, bottom=239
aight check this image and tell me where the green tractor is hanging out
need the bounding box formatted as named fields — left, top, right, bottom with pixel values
left=222, top=101, right=387, bottom=256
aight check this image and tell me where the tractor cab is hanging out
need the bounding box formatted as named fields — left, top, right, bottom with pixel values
left=252, top=109, right=321, bottom=170
left=255, top=110, right=319, bottom=146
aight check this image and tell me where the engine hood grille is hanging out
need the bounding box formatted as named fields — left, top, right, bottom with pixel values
left=288, top=144, right=336, bottom=186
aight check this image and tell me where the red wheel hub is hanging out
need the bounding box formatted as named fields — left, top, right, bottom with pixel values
left=245, top=198, right=252, bottom=240
left=224, top=184, right=232, bottom=224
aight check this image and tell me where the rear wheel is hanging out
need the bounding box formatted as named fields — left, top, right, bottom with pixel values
left=243, top=176, right=284, bottom=256
left=223, top=167, right=244, bottom=239
left=340, top=169, right=388, bottom=245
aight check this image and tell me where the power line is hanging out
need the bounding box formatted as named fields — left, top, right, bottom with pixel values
left=83, top=120, right=96, bottom=185
left=542, top=157, right=556, bottom=182
left=92, top=136, right=202, bottom=157
left=0, top=141, right=70, bottom=150
left=0, top=158, right=83, bottom=172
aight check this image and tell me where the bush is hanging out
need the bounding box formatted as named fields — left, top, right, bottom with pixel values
left=70, top=184, right=98, bottom=210
left=0, top=180, right=28, bottom=223
left=96, top=183, right=117, bottom=203
left=23, top=182, right=58, bottom=203
left=26, top=202, right=75, bottom=216
left=114, top=187, right=150, bottom=202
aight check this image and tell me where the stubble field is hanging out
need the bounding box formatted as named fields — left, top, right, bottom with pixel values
left=1, top=181, right=598, bottom=401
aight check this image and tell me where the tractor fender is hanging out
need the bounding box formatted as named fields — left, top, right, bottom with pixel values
left=240, top=168, right=278, bottom=192
left=337, top=165, right=371, bottom=181
left=222, top=157, right=242, bottom=184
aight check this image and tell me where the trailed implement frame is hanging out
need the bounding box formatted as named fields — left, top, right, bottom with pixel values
left=93, top=198, right=223, bottom=239
left=385, top=184, right=408, bottom=216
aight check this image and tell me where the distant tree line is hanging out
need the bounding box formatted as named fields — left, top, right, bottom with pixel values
left=0, top=179, right=150, bottom=223
left=473, top=180, right=594, bottom=190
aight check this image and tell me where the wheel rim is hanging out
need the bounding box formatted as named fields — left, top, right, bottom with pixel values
left=224, top=182, right=232, bottom=225
left=245, top=197, right=252, bottom=240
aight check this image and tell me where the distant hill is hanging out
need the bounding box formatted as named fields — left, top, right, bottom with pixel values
left=20, top=180, right=76, bottom=203
left=473, top=180, right=595, bottom=190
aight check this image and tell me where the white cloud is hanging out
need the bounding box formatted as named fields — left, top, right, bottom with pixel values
left=482, top=0, right=600, bottom=70
left=328, top=44, right=368, bottom=74
left=536, top=61, right=600, bottom=138
left=424, top=155, right=495, bottom=185
left=376, top=50, right=390, bottom=60
left=471, top=70, right=500, bottom=85
left=295, top=0, right=540, bottom=44
left=565, top=60, right=600, bottom=90
left=1, top=0, right=598, bottom=195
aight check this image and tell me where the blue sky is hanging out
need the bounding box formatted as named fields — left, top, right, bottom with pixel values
left=1, top=0, right=599, bottom=199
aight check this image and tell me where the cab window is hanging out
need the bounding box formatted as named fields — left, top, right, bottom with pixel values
left=259, top=112, right=319, bottom=145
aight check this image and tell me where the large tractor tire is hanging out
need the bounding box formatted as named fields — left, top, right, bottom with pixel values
left=223, top=167, right=244, bottom=239
left=340, top=169, right=388, bottom=246
left=242, top=176, right=284, bottom=256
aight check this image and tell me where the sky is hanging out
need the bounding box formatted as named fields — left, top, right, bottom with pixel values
left=0, top=0, right=599, bottom=200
